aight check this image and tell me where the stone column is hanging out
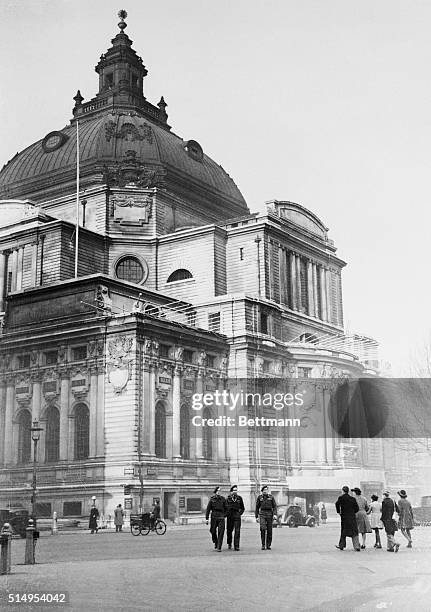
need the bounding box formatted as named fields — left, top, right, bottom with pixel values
left=31, top=374, right=44, bottom=463
left=307, top=260, right=314, bottom=316
left=16, top=247, right=24, bottom=291
left=31, top=243, right=38, bottom=287
left=313, top=263, right=319, bottom=317
left=0, top=252, right=6, bottom=311
left=319, top=266, right=327, bottom=322
left=295, top=255, right=301, bottom=311
left=149, top=364, right=156, bottom=456
left=96, top=367, right=105, bottom=457
left=194, top=370, right=204, bottom=459
left=172, top=366, right=181, bottom=459
left=289, top=252, right=297, bottom=310
left=325, top=269, right=332, bottom=324
left=10, top=250, right=18, bottom=293
left=0, top=382, right=5, bottom=465
left=59, top=372, right=70, bottom=461
left=3, top=379, right=15, bottom=465
left=89, top=368, right=98, bottom=458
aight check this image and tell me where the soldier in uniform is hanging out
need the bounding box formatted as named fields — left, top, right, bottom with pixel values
left=255, top=485, right=277, bottom=550
left=205, top=486, right=227, bottom=552
left=226, top=485, right=245, bottom=551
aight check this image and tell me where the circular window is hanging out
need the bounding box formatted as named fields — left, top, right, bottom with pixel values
left=115, top=256, right=147, bottom=284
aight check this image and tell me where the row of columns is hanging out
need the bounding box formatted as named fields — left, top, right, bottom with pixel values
left=0, top=243, right=41, bottom=311
left=0, top=367, right=104, bottom=467
left=141, top=362, right=226, bottom=462
left=278, top=250, right=332, bottom=322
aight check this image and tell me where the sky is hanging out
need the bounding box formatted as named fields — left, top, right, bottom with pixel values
left=1, top=0, right=430, bottom=375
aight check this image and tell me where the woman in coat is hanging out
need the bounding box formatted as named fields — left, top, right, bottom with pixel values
left=368, top=494, right=383, bottom=548
left=397, top=490, right=414, bottom=548
left=351, top=487, right=372, bottom=549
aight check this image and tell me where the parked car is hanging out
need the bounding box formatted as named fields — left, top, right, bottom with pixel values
left=0, top=508, right=30, bottom=538
left=277, top=504, right=316, bottom=528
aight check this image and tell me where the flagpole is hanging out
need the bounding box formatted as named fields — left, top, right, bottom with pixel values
left=74, top=118, right=80, bottom=278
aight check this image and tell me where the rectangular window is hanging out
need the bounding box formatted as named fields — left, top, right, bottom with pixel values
left=7, top=271, right=12, bottom=293
left=18, top=354, right=30, bottom=369
left=186, top=312, right=197, bottom=327
left=35, top=502, right=52, bottom=518
left=186, top=498, right=202, bottom=512
left=208, top=312, right=221, bottom=333
left=206, top=355, right=215, bottom=368
left=263, top=360, right=271, bottom=373
left=72, top=346, right=87, bottom=361
left=44, top=351, right=58, bottom=365
left=298, top=367, right=311, bottom=379
left=63, top=501, right=82, bottom=516
left=239, top=247, right=244, bottom=260
left=260, top=313, right=268, bottom=334
left=159, top=344, right=170, bottom=358
left=183, top=349, right=193, bottom=363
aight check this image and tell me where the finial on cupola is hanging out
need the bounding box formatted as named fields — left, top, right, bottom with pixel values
left=158, top=96, right=168, bottom=121
left=118, top=9, right=128, bottom=31
left=73, top=90, right=84, bottom=115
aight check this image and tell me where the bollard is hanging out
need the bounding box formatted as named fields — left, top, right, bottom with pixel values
left=0, top=523, right=12, bottom=575
left=25, top=519, right=35, bottom=565
left=52, top=511, right=58, bottom=535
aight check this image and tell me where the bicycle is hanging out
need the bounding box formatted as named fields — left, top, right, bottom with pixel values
left=130, top=513, right=167, bottom=536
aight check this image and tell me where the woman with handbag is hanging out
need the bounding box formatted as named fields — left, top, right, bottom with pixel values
left=397, top=490, right=414, bottom=548
left=368, top=494, right=383, bottom=548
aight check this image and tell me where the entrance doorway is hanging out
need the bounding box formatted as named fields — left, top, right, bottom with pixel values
left=163, top=492, right=176, bottom=521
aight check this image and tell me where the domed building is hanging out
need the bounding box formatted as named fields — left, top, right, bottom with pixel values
left=0, top=12, right=391, bottom=523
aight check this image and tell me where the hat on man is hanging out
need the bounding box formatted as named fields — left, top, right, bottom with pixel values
left=342, top=485, right=349, bottom=493
left=383, top=490, right=390, bottom=496
left=230, top=485, right=238, bottom=492
left=351, top=487, right=362, bottom=495
left=397, top=489, right=407, bottom=498
left=213, top=486, right=220, bottom=494
left=261, top=485, right=268, bottom=492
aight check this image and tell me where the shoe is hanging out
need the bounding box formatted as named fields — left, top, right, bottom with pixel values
left=234, top=548, right=240, bottom=551
left=387, top=549, right=394, bottom=552
left=361, top=545, right=365, bottom=549
left=355, top=549, right=361, bottom=552
left=394, top=544, right=400, bottom=553
left=261, top=546, right=266, bottom=550
left=266, top=546, right=271, bottom=550
left=407, top=542, right=412, bottom=548
left=214, top=544, right=218, bottom=549
left=376, top=544, right=382, bottom=549
left=373, top=543, right=377, bottom=548
left=335, top=546, right=344, bottom=550
left=228, top=545, right=232, bottom=550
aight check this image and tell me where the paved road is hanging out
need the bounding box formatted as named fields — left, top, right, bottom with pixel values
left=1, top=524, right=430, bottom=611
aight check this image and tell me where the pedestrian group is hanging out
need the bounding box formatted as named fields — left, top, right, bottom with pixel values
left=335, top=486, right=414, bottom=553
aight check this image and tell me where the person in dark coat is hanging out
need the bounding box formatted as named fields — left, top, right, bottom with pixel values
left=89, top=505, right=99, bottom=534
left=255, top=485, right=277, bottom=550
left=397, top=490, right=414, bottom=548
left=381, top=490, right=400, bottom=552
left=205, top=486, right=227, bottom=551
left=321, top=504, right=327, bottom=524
left=226, top=485, right=245, bottom=551
left=335, top=486, right=360, bottom=551
left=150, top=500, right=160, bottom=531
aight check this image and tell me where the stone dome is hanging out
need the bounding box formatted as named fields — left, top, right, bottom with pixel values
left=0, top=15, right=248, bottom=219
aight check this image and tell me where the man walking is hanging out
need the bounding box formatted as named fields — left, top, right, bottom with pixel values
left=381, top=490, right=400, bottom=553
left=150, top=500, right=161, bottom=531
left=114, top=504, right=124, bottom=532
left=226, top=485, right=245, bottom=551
left=335, top=485, right=360, bottom=551
left=255, top=485, right=277, bottom=550
left=205, top=486, right=227, bottom=552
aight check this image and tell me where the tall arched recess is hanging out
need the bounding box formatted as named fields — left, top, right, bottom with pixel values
left=155, top=401, right=167, bottom=458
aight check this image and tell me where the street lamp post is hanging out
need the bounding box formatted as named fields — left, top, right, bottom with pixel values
left=30, top=421, right=43, bottom=525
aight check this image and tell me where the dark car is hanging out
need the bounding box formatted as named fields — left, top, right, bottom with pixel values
left=0, top=508, right=30, bottom=538
left=277, top=504, right=316, bottom=528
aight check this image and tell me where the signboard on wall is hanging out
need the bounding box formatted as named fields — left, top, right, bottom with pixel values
left=124, top=499, right=132, bottom=510
left=179, top=496, right=185, bottom=509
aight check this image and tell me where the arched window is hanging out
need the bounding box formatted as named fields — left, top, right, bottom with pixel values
left=45, top=406, right=60, bottom=463
left=115, top=256, right=145, bottom=284
left=202, top=407, right=213, bottom=460
left=167, top=269, right=193, bottom=283
left=75, top=404, right=90, bottom=460
left=18, top=410, right=32, bottom=464
left=180, top=404, right=190, bottom=459
left=155, top=402, right=166, bottom=458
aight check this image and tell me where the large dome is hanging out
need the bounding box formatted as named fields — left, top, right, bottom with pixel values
left=0, top=15, right=248, bottom=218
